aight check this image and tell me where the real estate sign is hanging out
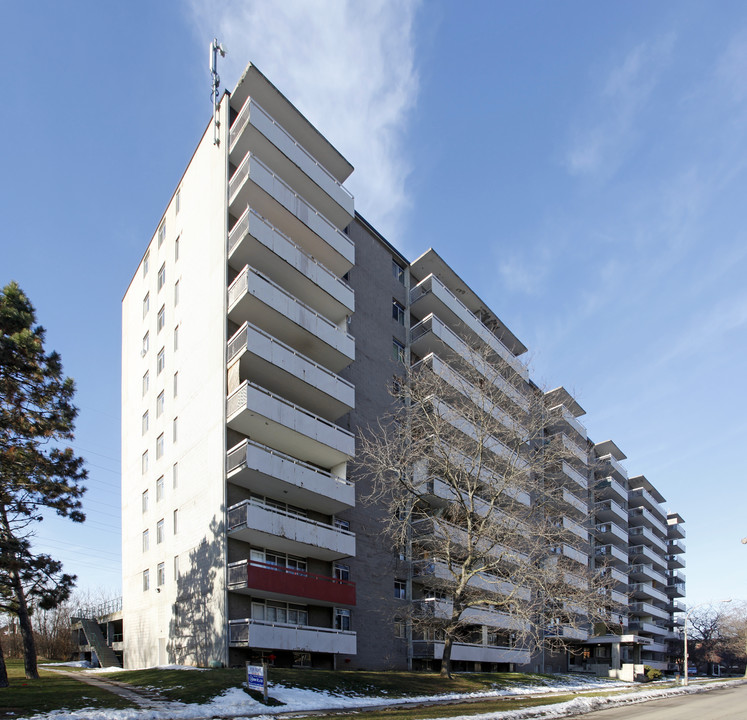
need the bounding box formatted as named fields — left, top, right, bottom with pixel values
left=247, top=663, right=267, bottom=700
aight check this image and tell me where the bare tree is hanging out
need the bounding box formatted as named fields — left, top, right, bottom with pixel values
left=358, top=343, right=618, bottom=677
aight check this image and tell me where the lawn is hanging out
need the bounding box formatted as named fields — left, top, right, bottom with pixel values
left=0, top=658, right=136, bottom=719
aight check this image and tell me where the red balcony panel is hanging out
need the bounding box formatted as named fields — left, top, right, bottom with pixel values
left=238, top=561, right=356, bottom=605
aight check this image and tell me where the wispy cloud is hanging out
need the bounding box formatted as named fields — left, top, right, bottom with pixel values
left=187, top=0, right=420, bottom=244
left=565, top=33, right=675, bottom=178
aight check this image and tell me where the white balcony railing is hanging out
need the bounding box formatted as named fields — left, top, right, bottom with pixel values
left=228, top=618, right=356, bottom=654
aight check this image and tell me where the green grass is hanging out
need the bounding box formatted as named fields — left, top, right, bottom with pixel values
left=0, top=658, right=137, bottom=719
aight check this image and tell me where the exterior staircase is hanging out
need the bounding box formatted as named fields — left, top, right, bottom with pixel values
left=72, top=616, right=121, bottom=668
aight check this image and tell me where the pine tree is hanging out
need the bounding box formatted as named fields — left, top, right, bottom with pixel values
left=0, top=281, right=86, bottom=681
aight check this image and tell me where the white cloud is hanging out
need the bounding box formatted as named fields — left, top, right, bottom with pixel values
left=565, top=33, right=675, bottom=178
left=187, top=0, right=420, bottom=245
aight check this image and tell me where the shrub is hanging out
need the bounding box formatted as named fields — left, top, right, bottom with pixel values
left=644, top=665, right=662, bottom=682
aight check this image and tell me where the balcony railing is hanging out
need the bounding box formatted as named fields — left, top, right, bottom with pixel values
left=598, top=454, right=628, bottom=479
left=227, top=559, right=356, bottom=605
left=667, top=539, right=686, bottom=554
left=629, top=564, right=667, bottom=585
left=228, top=618, right=356, bottom=654
left=595, top=476, right=627, bottom=502
left=550, top=404, right=587, bottom=439
left=562, top=461, right=588, bottom=490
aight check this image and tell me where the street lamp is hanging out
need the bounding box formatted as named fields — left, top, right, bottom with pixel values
left=683, top=599, right=731, bottom=686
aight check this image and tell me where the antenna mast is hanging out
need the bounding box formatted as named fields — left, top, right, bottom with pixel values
left=210, top=38, right=226, bottom=146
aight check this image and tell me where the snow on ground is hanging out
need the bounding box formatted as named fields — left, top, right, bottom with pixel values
left=23, top=671, right=744, bottom=720
left=39, top=661, right=93, bottom=668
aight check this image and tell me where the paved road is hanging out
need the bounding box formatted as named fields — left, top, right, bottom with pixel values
left=566, top=681, right=747, bottom=720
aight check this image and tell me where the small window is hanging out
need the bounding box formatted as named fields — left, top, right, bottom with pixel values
left=141, top=411, right=149, bottom=435
left=394, top=580, right=407, bottom=599
left=143, top=292, right=150, bottom=318
left=334, top=608, right=351, bottom=631
left=392, top=338, right=405, bottom=364
left=174, top=280, right=180, bottom=306
left=157, top=562, right=165, bottom=587
left=334, top=518, right=350, bottom=532
left=173, top=417, right=178, bottom=443
left=157, top=305, right=165, bottom=333
left=141, top=450, right=149, bottom=475
left=143, top=251, right=150, bottom=278
left=158, top=263, right=166, bottom=292
left=142, top=332, right=150, bottom=356
left=157, top=221, right=166, bottom=247
left=173, top=372, right=178, bottom=398
left=172, top=462, right=178, bottom=488
left=142, top=370, right=150, bottom=396
left=142, top=489, right=149, bottom=513
left=157, top=348, right=165, bottom=375
left=156, top=433, right=164, bottom=460
left=173, top=325, right=179, bottom=351
left=394, top=621, right=405, bottom=639
left=157, top=390, right=165, bottom=417
left=174, top=236, right=180, bottom=261
left=175, top=189, right=181, bottom=215
left=392, top=299, right=405, bottom=325
left=392, top=260, right=405, bottom=284
left=173, top=508, right=179, bottom=534
left=157, top=519, right=164, bottom=544
left=334, top=564, right=350, bottom=581
left=143, top=569, right=150, bottom=591
left=156, top=475, right=164, bottom=501
left=173, top=554, right=180, bottom=579
left=142, top=529, right=149, bottom=552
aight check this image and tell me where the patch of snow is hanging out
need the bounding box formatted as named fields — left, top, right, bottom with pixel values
left=40, top=661, right=93, bottom=668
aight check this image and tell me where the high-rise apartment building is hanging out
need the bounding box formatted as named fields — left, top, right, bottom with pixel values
left=121, top=61, right=685, bottom=674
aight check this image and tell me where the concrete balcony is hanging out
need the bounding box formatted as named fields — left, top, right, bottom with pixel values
left=227, top=498, right=355, bottom=561
left=595, top=476, right=628, bottom=504
left=410, top=314, right=530, bottom=411
left=228, top=266, right=354, bottom=373
left=562, top=434, right=588, bottom=465
left=561, top=488, right=588, bottom=515
left=551, top=543, right=588, bottom=566
left=227, top=559, right=356, bottom=606
left=666, top=582, right=686, bottom=598
left=227, top=380, right=354, bottom=468
left=629, top=602, right=669, bottom=621
left=563, top=516, right=588, bottom=542
left=411, top=557, right=530, bottom=600
left=667, top=539, right=686, bottom=554
left=667, top=570, right=686, bottom=584
left=229, top=618, right=356, bottom=655
left=594, top=544, right=627, bottom=565
left=598, top=454, right=628, bottom=481
left=545, top=626, right=589, bottom=641
left=228, top=322, right=354, bottom=421
left=229, top=97, right=354, bottom=229
left=629, top=564, right=667, bottom=586
left=561, top=461, right=588, bottom=491
left=228, top=207, right=354, bottom=324
left=644, top=641, right=668, bottom=654
left=628, top=506, right=668, bottom=539
left=607, top=588, right=628, bottom=605
left=628, top=488, right=667, bottom=522
left=630, top=583, right=669, bottom=605
left=666, top=553, right=685, bottom=569
left=227, top=439, right=354, bottom=514
left=667, top=520, right=686, bottom=539
left=595, top=522, right=628, bottom=546
left=629, top=621, right=668, bottom=637
left=414, top=641, right=530, bottom=665
left=410, top=275, right=528, bottom=379
left=669, top=600, right=687, bottom=614
left=628, top=545, right=666, bottom=571
left=629, top=526, right=667, bottom=554
left=550, top=404, right=587, bottom=441
left=416, top=599, right=526, bottom=631
left=602, top=566, right=629, bottom=586
left=228, top=153, right=354, bottom=276
left=594, top=499, right=628, bottom=526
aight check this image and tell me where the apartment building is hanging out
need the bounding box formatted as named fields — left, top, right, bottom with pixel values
left=121, top=60, right=685, bottom=674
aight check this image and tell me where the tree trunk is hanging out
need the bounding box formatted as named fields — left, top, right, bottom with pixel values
left=440, top=634, right=454, bottom=678
left=11, top=565, right=39, bottom=679
left=0, top=636, right=9, bottom=688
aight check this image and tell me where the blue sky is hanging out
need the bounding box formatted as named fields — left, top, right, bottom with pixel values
left=2, top=1, right=746, bottom=611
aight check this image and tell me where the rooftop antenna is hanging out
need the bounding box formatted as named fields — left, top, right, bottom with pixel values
left=210, top=38, right=226, bottom=146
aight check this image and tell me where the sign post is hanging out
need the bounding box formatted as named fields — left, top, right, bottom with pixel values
left=246, top=662, right=268, bottom=701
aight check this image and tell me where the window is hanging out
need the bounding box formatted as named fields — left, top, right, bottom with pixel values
left=334, top=518, right=350, bottom=532
left=175, top=189, right=181, bottom=215
left=157, top=348, right=165, bottom=375
left=173, top=417, right=178, bottom=443
left=394, top=580, right=407, bottom=599
left=334, top=608, right=351, bottom=631
left=158, top=263, right=166, bottom=292
left=333, top=564, right=350, bottom=582
left=141, top=411, right=149, bottom=435
left=143, top=569, right=150, bottom=591
left=392, top=338, right=405, bottom=364
left=142, top=331, right=149, bottom=356
left=143, top=292, right=150, bottom=318
left=141, top=450, right=149, bottom=475
left=142, top=529, right=149, bottom=552
left=173, top=508, right=179, bottom=534
left=174, top=280, right=180, bottom=306
left=142, top=370, right=149, bottom=396
left=173, top=325, right=179, bottom=351
left=173, top=372, right=178, bottom=398
left=157, top=305, right=165, bottom=333
left=394, top=621, right=406, bottom=639
left=392, top=299, right=405, bottom=325
left=156, top=475, right=164, bottom=501
left=142, top=489, right=149, bottom=513
left=157, top=519, right=164, bottom=544
left=157, top=562, right=165, bottom=587
left=174, top=236, right=180, bottom=261
left=392, top=260, right=405, bottom=284
left=156, top=433, right=164, bottom=460
left=143, top=250, right=150, bottom=277
left=157, top=221, right=166, bottom=247
left=157, top=390, right=165, bottom=417
left=172, top=462, right=178, bottom=488
left=173, top=554, right=180, bottom=579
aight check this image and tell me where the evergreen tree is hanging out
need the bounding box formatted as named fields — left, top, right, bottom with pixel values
left=0, top=281, right=86, bottom=681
